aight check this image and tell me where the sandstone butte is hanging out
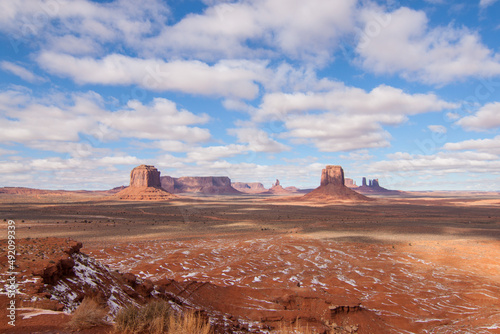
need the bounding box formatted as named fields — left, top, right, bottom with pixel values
left=232, top=182, right=267, bottom=194
left=115, top=165, right=176, bottom=201
left=302, top=165, right=372, bottom=201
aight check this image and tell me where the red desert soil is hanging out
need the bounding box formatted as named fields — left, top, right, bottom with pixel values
left=0, top=192, right=500, bottom=333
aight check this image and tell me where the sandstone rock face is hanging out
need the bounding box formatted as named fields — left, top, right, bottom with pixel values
left=356, top=177, right=402, bottom=196
left=130, top=165, right=161, bottom=188
left=320, top=165, right=344, bottom=187
left=232, top=182, right=267, bottom=193
left=161, top=176, right=241, bottom=195
left=303, top=165, right=371, bottom=202
left=116, top=165, right=175, bottom=201
left=345, top=178, right=357, bottom=188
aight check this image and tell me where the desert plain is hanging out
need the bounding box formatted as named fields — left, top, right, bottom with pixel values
left=1, top=186, right=500, bottom=333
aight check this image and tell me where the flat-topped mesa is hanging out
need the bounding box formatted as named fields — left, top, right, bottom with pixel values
left=320, top=165, right=344, bottom=187
left=130, top=165, right=161, bottom=188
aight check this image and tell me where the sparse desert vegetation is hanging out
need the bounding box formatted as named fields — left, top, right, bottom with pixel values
left=114, top=300, right=211, bottom=334
left=66, top=296, right=108, bottom=330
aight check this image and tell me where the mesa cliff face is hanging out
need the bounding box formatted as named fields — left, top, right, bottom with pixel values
left=232, top=182, right=267, bottom=193
left=302, top=165, right=371, bottom=201
left=161, top=176, right=240, bottom=195
left=116, top=165, right=175, bottom=201
left=355, top=177, right=402, bottom=195
left=130, top=165, right=161, bottom=187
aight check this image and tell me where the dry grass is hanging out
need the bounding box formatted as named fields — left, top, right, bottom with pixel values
left=67, top=297, right=108, bottom=330
left=167, top=310, right=212, bottom=334
left=271, top=320, right=321, bottom=334
left=114, top=299, right=212, bottom=334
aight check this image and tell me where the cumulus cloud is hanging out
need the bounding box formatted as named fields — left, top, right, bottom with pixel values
left=228, top=127, right=290, bottom=153
left=102, top=98, right=211, bottom=142
left=479, top=0, right=498, bottom=8
left=37, top=52, right=265, bottom=99
left=456, top=102, right=500, bottom=131
left=0, top=0, right=169, bottom=54
left=444, top=135, right=500, bottom=154
left=0, top=88, right=211, bottom=146
left=143, top=0, right=356, bottom=64
left=368, top=151, right=500, bottom=175
left=186, top=144, right=247, bottom=162
left=252, top=84, right=456, bottom=152
left=356, top=6, right=500, bottom=84
left=0, top=61, right=45, bottom=83
left=428, top=125, right=447, bottom=133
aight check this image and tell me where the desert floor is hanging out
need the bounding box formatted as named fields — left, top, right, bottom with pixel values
left=1, top=192, right=499, bottom=333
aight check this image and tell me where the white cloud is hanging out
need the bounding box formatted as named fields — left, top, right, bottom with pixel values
left=143, top=0, right=356, bottom=64
left=102, top=98, right=211, bottom=142
left=0, top=88, right=211, bottom=145
left=228, top=127, right=290, bottom=153
left=444, top=135, right=500, bottom=154
left=0, top=61, right=45, bottom=83
left=98, top=155, right=143, bottom=165
left=186, top=144, right=247, bottom=162
left=340, top=150, right=374, bottom=161
left=356, top=6, right=500, bottom=84
left=0, top=0, right=170, bottom=54
left=456, top=102, right=500, bottom=131
left=0, top=148, right=16, bottom=156
left=37, top=52, right=265, bottom=99
left=252, top=84, right=456, bottom=152
left=479, top=0, right=498, bottom=8
left=428, top=125, right=447, bottom=133
left=368, top=151, right=500, bottom=175
left=255, top=84, right=456, bottom=122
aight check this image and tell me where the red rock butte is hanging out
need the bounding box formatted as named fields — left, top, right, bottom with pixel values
left=303, top=165, right=371, bottom=201
left=115, top=165, right=175, bottom=201
left=130, top=165, right=161, bottom=187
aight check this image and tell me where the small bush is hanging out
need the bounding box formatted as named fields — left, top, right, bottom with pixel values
left=168, top=310, right=212, bottom=334
left=67, top=297, right=108, bottom=330
left=272, top=320, right=318, bottom=334
left=114, top=300, right=212, bottom=334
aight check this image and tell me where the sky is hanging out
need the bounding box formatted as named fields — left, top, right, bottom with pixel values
left=0, top=0, right=499, bottom=191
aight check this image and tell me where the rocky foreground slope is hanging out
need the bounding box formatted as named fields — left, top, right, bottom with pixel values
left=0, top=237, right=389, bottom=333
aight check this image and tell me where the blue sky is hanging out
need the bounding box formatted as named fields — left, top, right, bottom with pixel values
left=0, top=0, right=499, bottom=191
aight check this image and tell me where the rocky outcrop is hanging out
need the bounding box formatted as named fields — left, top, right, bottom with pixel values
left=320, top=165, right=344, bottom=187
left=344, top=178, right=357, bottom=188
left=232, top=182, right=267, bottom=193
left=355, top=177, right=402, bottom=196
left=263, top=179, right=299, bottom=195
left=160, top=176, right=241, bottom=195
left=302, top=165, right=371, bottom=202
left=116, top=165, right=175, bottom=201
left=130, top=165, right=161, bottom=187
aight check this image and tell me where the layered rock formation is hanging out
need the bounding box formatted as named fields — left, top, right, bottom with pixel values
left=302, top=165, right=371, bottom=201
left=160, top=176, right=240, bottom=195
left=356, top=177, right=402, bottom=196
left=116, top=165, right=175, bottom=200
left=232, top=182, right=267, bottom=194
left=344, top=178, right=357, bottom=188
left=130, top=165, right=161, bottom=187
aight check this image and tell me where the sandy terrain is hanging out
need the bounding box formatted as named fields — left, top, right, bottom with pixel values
left=0, top=192, right=499, bottom=333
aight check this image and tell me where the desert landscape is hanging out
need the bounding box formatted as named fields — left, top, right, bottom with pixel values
left=1, top=164, right=499, bottom=333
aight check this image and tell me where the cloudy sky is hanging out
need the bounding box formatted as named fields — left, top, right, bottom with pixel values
left=0, top=0, right=499, bottom=191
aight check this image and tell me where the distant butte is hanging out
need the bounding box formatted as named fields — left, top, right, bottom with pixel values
left=161, top=176, right=240, bottom=195
left=115, top=165, right=175, bottom=201
left=302, top=165, right=372, bottom=201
